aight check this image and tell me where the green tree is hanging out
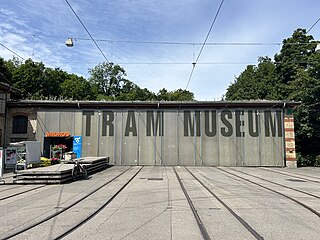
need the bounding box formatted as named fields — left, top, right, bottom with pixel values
left=0, top=57, right=12, bottom=84
left=61, top=74, right=95, bottom=100
left=117, top=86, right=156, bottom=101
left=276, top=29, right=320, bottom=166
left=157, top=88, right=194, bottom=101
left=89, top=62, right=128, bottom=98
left=225, top=65, right=256, bottom=100
left=40, top=68, right=67, bottom=98
left=225, top=28, right=320, bottom=166
left=12, top=59, right=45, bottom=99
left=168, top=89, right=194, bottom=101
left=274, top=28, right=316, bottom=100
left=275, top=29, right=315, bottom=84
left=226, top=57, right=277, bottom=100
left=157, top=88, right=170, bottom=101
left=288, top=55, right=320, bottom=165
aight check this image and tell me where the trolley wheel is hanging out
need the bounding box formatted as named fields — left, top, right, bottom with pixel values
left=72, top=166, right=80, bottom=180
left=82, top=167, right=88, bottom=179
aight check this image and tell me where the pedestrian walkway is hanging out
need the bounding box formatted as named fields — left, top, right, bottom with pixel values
left=0, top=166, right=319, bottom=239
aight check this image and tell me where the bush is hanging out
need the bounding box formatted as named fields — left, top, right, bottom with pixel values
left=315, top=155, right=320, bottom=167
left=297, top=153, right=320, bottom=167
left=40, top=157, right=51, bottom=167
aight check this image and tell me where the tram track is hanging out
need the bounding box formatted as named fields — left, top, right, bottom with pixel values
left=0, top=185, right=46, bottom=201
left=0, top=184, right=24, bottom=193
left=229, top=168, right=320, bottom=199
left=54, top=166, right=142, bottom=239
left=260, top=167, right=320, bottom=183
left=217, top=167, right=320, bottom=218
left=173, top=167, right=211, bottom=240
left=1, top=166, right=141, bottom=240
left=0, top=167, right=127, bottom=202
left=182, top=167, right=264, bottom=240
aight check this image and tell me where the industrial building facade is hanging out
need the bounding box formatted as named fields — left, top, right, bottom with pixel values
left=6, top=100, right=299, bottom=167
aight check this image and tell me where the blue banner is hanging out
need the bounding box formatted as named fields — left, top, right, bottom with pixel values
left=73, top=136, right=82, bottom=158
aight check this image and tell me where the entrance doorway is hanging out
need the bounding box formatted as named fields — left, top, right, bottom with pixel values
left=43, top=136, right=74, bottom=158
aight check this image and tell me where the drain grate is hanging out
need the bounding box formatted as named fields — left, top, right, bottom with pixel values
left=147, top=177, right=163, bottom=181
left=286, top=178, right=306, bottom=182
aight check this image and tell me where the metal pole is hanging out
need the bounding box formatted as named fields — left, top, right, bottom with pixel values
left=97, top=111, right=101, bottom=157
left=194, top=112, right=196, bottom=165
left=258, top=110, right=261, bottom=166
left=154, top=111, right=157, bottom=165
left=120, top=112, right=123, bottom=165
left=177, top=111, right=179, bottom=166
left=2, top=92, right=8, bottom=179
left=114, top=112, right=117, bottom=165
left=137, top=111, right=140, bottom=166
left=281, top=105, right=286, bottom=167
left=0, top=147, right=3, bottom=182
left=160, top=111, right=163, bottom=166
left=200, top=111, right=203, bottom=166
left=217, top=111, right=220, bottom=166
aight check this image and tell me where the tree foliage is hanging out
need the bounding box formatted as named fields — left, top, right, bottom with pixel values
left=89, top=62, right=126, bottom=97
left=61, top=74, right=95, bottom=100
left=87, top=62, right=194, bottom=101
left=226, top=57, right=278, bottom=100
left=0, top=57, right=12, bottom=84
left=0, top=58, right=195, bottom=102
left=12, top=59, right=46, bottom=99
left=225, top=28, right=320, bottom=166
left=156, top=88, right=194, bottom=101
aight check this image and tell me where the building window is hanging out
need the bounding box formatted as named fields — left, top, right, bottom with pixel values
left=13, top=115, right=28, bottom=134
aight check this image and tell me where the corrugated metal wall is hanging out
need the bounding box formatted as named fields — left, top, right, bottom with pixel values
left=36, top=108, right=284, bottom=166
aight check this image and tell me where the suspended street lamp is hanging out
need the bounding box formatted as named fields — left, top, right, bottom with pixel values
left=66, top=38, right=74, bottom=47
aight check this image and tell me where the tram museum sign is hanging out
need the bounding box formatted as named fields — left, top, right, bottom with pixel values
left=83, top=110, right=283, bottom=138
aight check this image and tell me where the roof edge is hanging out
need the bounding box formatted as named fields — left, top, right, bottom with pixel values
left=7, top=100, right=301, bottom=109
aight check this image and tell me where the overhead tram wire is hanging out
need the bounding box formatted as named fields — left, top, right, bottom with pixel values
left=307, top=17, right=320, bottom=33
left=64, top=0, right=110, bottom=63
left=37, top=59, right=320, bottom=66
left=6, top=31, right=316, bottom=46
left=0, top=43, right=25, bottom=60
left=75, top=38, right=282, bottom=46
left=116, top=61, right=258, bottom=65
left=185, top=0, right=225, bottom=90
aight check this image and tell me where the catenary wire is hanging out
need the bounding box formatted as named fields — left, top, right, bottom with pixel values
left=41, top=61, right=258, bottom=65
left=64, top=0, right=110, bottom=63
left=33, top=59, right=320, bottom=66
left=4, top=31, right=318, bottom=47
left=307, top=17, right=320, bottom=33
left=0, top=42, right=25, bottom=60
left=76, top=38, right=283, bottom=46
left=185, top=0, right=225, bottom=90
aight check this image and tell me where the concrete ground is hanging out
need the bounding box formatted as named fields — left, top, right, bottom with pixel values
left=0, top=166, right=319, bottom=240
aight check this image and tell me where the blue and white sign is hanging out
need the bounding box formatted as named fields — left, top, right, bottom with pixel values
left=73, top=136, right=82, bottom=158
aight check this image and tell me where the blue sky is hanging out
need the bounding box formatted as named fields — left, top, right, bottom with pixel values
left=1, top=0, right=320, bottom=100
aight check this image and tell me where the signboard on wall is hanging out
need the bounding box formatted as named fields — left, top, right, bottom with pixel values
left=46, top=132, right=70, bottom=137
left=0, top=148, right=3, bottom=178
left=5, top=147, right=18, bottom=164
left=73, top=136, right=82, bottom=158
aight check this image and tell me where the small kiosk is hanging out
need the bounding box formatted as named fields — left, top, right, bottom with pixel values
left=43, top=132, right=74, bottom=159
left=5, top=141, right=41, bottom=170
